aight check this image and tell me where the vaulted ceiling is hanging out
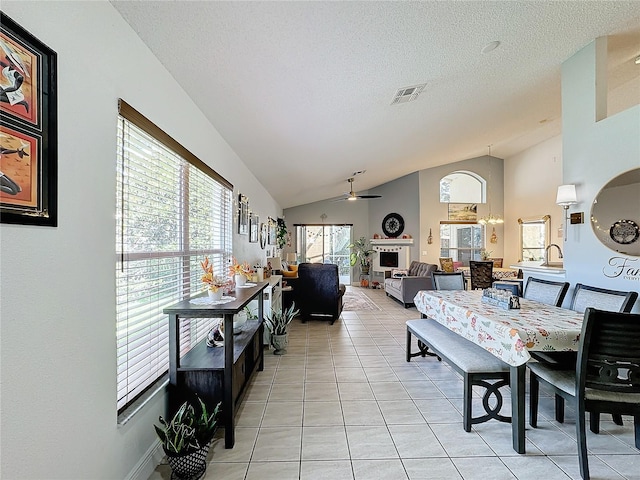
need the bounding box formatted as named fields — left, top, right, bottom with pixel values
left=111, top=1, right=640, bottom=208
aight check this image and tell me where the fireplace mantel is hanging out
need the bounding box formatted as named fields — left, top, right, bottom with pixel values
left=370, top=238, right=413, bottom=272
left=370, top=238, right=414, bottom=246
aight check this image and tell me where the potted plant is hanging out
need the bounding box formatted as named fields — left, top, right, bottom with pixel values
left=201, top=256, right=227, bottom=300
left=264, top=302, right=299, bottom=355
left=349, top=236, right=376, bottom=275
left=276, top=217, right=288, bottom=250
left=229, top=257, right=253, bottom=287
left=154, top=397, right=221, bottom=480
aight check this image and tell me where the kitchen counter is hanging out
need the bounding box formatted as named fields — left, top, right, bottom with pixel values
left=510, top=261, right=566, bottom=275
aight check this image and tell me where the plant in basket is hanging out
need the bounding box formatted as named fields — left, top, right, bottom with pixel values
left=154, top=396, right=221, bottom=479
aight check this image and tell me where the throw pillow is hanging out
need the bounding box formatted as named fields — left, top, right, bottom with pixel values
left=439, top=257, right=454, bottom=273
left=392, top=268, right=408, bottom=278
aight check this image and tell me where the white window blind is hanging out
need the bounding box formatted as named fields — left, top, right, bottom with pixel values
left=116, top=101, right=232, bottom=412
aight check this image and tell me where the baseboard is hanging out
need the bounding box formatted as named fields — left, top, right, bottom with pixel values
left=125, top=439, right=164, bottom=480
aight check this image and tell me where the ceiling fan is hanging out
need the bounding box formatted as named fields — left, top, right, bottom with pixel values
left=334, top=177, right=382, bottom=201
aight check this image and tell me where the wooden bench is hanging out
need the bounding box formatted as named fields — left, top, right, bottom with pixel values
left=406, top=319, right=511, bottom=431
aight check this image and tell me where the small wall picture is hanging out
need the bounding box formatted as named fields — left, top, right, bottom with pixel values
left=249, top=214, right=259, bottom=243
left=267, top=217, right=276, bottom=245
left=448, top=203, right=477, bottom=221
left=238, top=193, right=248, bottom=234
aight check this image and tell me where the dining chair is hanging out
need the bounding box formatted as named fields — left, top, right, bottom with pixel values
left=469, top=260, right=493, bottom=290
left=546, top=283, right=639, bottom=427
left=522, top=277, right=569, bottom=307
left=528, top=308, right=640, bottom=480
left=432, top=271, right=466, bottom=290
left=570, top=283, right=638, bottom=314
left=439, top=257, right=454, bottom=273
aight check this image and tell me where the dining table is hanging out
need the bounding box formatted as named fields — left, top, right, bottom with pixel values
left=456, top=266, right=519, bottom=280
left=414, top=289, right=584, bottom=454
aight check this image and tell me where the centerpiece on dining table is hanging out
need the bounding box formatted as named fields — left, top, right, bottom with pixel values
left=229, top=257, right=253, bottom=287
left=201, top=257, right=228, bottom=301
left=481, top=287, right=520, bottom=310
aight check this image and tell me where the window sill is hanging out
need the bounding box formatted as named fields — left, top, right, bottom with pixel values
left=117, top=374, right=169, bottom=426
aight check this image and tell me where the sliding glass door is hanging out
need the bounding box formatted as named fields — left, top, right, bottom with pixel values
left=296, top=225, right=352, bottom=284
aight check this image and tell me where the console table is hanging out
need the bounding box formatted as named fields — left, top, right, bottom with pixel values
left=163, top=282, right=268, bottom=448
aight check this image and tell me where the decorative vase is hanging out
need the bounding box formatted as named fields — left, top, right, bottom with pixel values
left=271, top=333, right=288, bottom=355
left=233, top=310, right=247, bottom=333
left=234, top=274, right=246, bottom=287
left=208, top=288, right=223, bottom=301
left=166, top=441, right=211, bottom=480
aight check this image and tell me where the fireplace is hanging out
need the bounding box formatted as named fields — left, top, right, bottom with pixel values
left=370, top=238, right=413, bottom=273
left=379, top=251, right=399, bottom=268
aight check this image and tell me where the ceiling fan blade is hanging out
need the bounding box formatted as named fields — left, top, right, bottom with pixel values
left=356, top=194, right=382, bottom=199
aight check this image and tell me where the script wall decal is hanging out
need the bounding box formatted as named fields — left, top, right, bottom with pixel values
left=602, top=256, right=640, bottom=282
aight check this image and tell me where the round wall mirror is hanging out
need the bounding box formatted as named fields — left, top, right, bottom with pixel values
left=591, top=167, right=640, bottom=256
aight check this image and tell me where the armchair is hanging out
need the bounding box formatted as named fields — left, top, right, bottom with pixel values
left=296, top=263, right=346, bottom=324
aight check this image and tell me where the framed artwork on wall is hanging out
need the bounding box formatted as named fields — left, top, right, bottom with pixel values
left=267, top=217, right=276, bottom=245
left=237, top=193, right=248, bottom=234
left=249, top=214, right=259, bottom=243
left=0, top=13, right=58, bottom=226
left=259, top=222, right=267, bottom=249
left=448, top=203, right=477, bottom=222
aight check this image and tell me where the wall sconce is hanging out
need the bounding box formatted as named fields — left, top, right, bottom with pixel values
left=556, top=184, right=577, bottom=241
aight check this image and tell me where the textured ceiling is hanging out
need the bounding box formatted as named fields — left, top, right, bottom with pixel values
left=110, top=1, right=640, bottom=208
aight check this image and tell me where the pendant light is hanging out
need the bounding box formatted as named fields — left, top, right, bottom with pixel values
left=478, top=145, right=504, bottom=225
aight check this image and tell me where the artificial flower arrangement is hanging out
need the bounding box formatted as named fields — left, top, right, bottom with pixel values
left=228, top=257, right=253, bottom=279
left=200, top=257, right=227, bottom=292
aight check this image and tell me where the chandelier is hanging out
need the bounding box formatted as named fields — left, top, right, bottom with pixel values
left=478, top=214, right=503, bottom=225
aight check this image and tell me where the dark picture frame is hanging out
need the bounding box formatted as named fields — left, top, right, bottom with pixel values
left=0, top=13, right=58, bottom=226
left=267, top=217, right=276, bottom=245
left=249, top=213, right=259, bottom=243
left=237, top=193, right=248, bottom=234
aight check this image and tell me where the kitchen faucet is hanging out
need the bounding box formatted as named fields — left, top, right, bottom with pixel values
left=542, top=243, right=563, bottom=266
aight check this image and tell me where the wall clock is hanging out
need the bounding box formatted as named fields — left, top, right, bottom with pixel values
left=382, top=213, right=405, bottom=238
left=609, top=219, right=639, bottom=245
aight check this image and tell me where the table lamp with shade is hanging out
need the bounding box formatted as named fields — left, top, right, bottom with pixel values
left=286, top=252, right=297, bottom=265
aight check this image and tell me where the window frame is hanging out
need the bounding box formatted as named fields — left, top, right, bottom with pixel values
left=116, top=100, right=233, bottom=418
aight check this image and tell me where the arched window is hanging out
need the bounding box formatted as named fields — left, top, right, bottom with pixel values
left=439, top=171, right=485, bottom=203
left=439, top=171, right=486, bottom=265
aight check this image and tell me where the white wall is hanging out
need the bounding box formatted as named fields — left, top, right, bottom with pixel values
left=503, top=136, right=564, bottom=265
left=418, top=156, right=505, bottom=266
left=561, top=37, right=640, bottom=311
left=0, top=2, right=281, bottom=479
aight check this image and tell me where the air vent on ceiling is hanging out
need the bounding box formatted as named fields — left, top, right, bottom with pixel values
left=391, top=83, right=426, bottom=105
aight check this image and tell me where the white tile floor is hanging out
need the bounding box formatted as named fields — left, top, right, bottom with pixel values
left=149, top=287, right=640, bottom=480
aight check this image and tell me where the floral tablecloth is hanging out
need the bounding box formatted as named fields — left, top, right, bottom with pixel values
left=456, top=266, right=518, bottom=280
left=413, top=290, right=583, bottom=366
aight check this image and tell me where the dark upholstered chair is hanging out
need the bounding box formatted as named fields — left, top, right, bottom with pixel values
left=296, top=263, right=346, bottom=324
left=432, top=271, right=466, bottom=290
left=469, top=261, right=493, bottom=290
left=528, top=308, right=640, bottom=479
left=523, top=277, right=569, bottom=307
left=542, top=283, right=638, bottom=428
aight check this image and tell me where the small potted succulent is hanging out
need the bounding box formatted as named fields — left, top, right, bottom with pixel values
left=154, top=396, right=220, bottom=479
left=264, top=302, right=299, bottom=355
